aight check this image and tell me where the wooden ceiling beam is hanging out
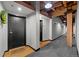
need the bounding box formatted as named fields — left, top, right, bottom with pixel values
left=40, top=11, right=52, bottom=18
left=63, top=1, right=67, bottom=8
left=51, top=4, right=77, bottom=17
left=51, top=6, right=65, bottom=16
left=74, top=1, right=77, bottom=4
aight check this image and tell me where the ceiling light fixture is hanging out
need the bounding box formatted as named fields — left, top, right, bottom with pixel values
left=18, top=7, right=22, bottom=11
left=45, top=3, right=52, bottom=9
left=64, top=21, right=66, bottom=22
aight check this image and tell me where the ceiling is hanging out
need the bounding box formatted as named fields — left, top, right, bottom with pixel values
left=2, top=1, right=77, bottom=24
left=15, top=1, right=77, bottom=24
left=40, top=1, right=77, bottom=24
left=2, top=1, right=34, bottom=17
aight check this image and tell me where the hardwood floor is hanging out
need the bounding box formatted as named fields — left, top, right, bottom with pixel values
left=40, top=40, right=51, bottom=48
left=4, top=40, right=51, bottom=57
left=4, top=46, right=34, bottom=57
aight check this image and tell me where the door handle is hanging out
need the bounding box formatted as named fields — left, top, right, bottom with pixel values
left=9, top=32, right=13, bottom=34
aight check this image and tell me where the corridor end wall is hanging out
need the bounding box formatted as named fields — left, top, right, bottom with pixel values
left=52, top=17, right=66, bottom=40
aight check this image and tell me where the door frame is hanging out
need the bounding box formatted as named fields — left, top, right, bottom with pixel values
left=8, top=13, right=26, bottom=50
left=40, top=20, right=43, bottom=41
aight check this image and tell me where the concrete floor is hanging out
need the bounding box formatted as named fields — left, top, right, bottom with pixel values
left=27, top=35, right=78, bottom=57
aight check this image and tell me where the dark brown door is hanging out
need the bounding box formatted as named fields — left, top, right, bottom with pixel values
left=8, top=14, right=26, bottom=49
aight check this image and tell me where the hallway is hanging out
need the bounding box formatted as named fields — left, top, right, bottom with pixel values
left=0, top=1, right=78, bottom=57
left=27, top=35, right=78, bottom=57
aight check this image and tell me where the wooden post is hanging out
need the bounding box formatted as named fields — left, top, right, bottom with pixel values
left=67, top=12, right=73, bottom=47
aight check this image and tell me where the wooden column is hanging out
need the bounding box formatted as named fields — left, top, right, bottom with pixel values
left=67, top=12, right=73, bottom=47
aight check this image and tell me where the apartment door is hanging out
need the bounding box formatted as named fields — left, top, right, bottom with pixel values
left=8, top=14, right=26, bottom=49
left=40, top=20, right=43, bottom=41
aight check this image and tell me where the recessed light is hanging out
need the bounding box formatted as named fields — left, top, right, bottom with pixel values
left=45, top=3, right=52, bottom=9
left=64, top=21, right=66, bottom=22
left=18, top=7, right=22, bottom=11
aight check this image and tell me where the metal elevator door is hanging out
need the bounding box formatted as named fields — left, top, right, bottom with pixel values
left=8, top=14, right=26, bottom=49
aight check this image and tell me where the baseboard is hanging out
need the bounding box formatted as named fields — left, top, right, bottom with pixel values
left=26, top=45, right=40, bottom=52
left=51, top=35, right=64, bottom=41
left=41, top=35, right=64, bottom=42
left=77, top=50, right=79, bottom=57
left=75, top=45, right=79, bottom=57
left=41, top=39, right=52, bottom=42
left=3, top=50, right=9, bottom=57
left=22, top=35, right=64, bottom=53
left=35, top=48, right=40, bottom=52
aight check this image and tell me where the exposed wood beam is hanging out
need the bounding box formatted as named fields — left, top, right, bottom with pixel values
left=72, top=4, right=77, bottom=10
left=40, top=11, right=52, bottom=18
left=51, top=4, right=77, bottom=16
left=63, top=1, right=67, bottom=8
left=51, top=6, right=65, bottom=16
left=74, top=1, right=76, bottom=4
left=52, top=1, right=62, bottom=8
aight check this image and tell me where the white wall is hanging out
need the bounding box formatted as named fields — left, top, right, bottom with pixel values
left=40, top=15, right=66, bottom=41
left=62, top=23, right=67, bottom=35
left=26, top=13, right=40, bottom=50
left=0, top=2, right=8, bottom=56
left=52, top=17, right=66, bottom=40
left=26, top=2, right=40, bottom=50
left=49, top=19, right=53, bottom=40
left=40, top=14, right=52, bottom=40
left=76, top=1, right=79, bottom=54
left=40, top=14, right=66, bottom=41
left=26, top=13, right=52, bottom=49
